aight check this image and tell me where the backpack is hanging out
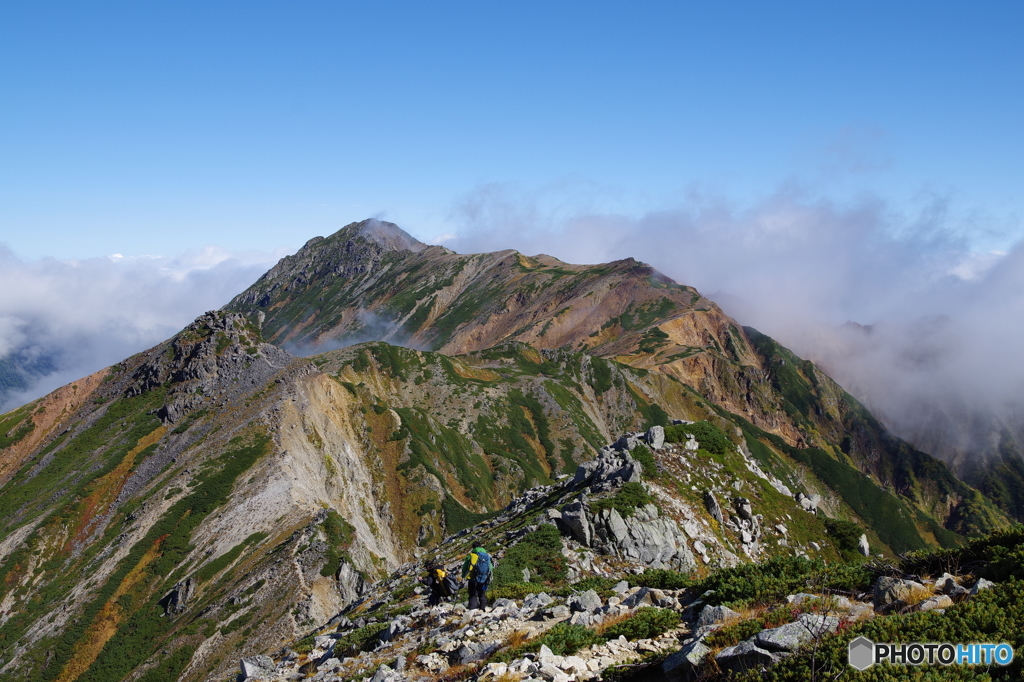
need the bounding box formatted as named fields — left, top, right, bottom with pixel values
left=440, top=574, right=460, bottom=597
left=471, top=550, right=492, bottom=584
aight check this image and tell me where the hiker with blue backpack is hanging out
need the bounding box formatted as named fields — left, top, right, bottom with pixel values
left=461, top=545, right=494, bottom=610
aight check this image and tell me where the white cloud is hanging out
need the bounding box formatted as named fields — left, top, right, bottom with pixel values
left=446, top=182, right=1024, bottom=471
left=0, top=244, right=290, bottom=412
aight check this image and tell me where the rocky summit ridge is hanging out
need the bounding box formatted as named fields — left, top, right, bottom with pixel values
left=0, top=219, right=1014, bottom=682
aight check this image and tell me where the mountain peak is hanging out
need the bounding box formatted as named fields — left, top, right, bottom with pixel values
left=348, top=218, right=427, bottom=253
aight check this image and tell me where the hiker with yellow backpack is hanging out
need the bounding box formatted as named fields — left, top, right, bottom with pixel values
left=423, top=561, right=460, bottom=606
left=461, top=545, right=494, bottom=610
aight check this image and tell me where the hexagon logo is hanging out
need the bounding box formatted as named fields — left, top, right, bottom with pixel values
left=848, top=636, right=875, bottom=670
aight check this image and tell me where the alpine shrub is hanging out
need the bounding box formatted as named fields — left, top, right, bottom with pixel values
left=591, top=482, right=653, bottom=518
left=493, top=524, right=567, bottom=586
left=663, top=421, right=731, bottom=455
left=631, top=444, right=658, bottom=479
left=601, top=607, right=680, bottom=641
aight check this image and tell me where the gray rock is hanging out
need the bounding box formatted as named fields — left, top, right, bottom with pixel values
left=620, top=587, right=653, bottom=609
left=545, top=605, right=571, bottom=620
left=696, top=604, right=739, bottom=629
left=716, top=639, right=781, bottom=672
left=644, top=425, right=665, bottom=450
left=590, top=505, right=698, bottom=572
left=570, top=449, right=642, bottom=490
left=523, top=592, right=554, bottom=611
left=919, top=595, right=953, bottom=611
left=569, top=611, right=594, bottom=626
left=858, top=534, right=870, bottom=557
left=379, top=615, right=411, bottom=642
left=734, top=497, right=753, bottom=521
left=369, top=663, right=408, bottom=682
left=704, top=492, right=724, bottom=525
left=159, top=577, right=196, bottom=616
left=449, top=641, right=501, bottom=665
left=239, top=655, right=277, bottom=681
left=938, top=575, right=970, bottom=599
left=755, top=614, right=839, bottom=652
left=613, top=434, right=641, bottom=451
left=568, top=589, right=603, bottom=614
left=559, top=501, right=592, bottom=547
left=971, top=578, right=995, bottom=595
left=662, top=637, right=712, bottom=681
left=873, top=576, right=926, bottom=608
left=612, top=580, right=630, bottom=594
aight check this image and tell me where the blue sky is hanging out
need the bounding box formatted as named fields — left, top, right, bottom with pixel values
left=2, top=1, right=1022, bottom=259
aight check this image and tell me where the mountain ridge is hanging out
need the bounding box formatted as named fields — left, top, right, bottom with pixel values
left=0, top=219, right=1010, bottom=681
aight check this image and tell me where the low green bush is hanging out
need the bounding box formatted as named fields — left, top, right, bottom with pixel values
left=493, top=524, right=567, bottom=586
left=631, top=444, right=658, bottom=479
left=488, top=582, right=548, bottom=601
left=554, top=576, right=619, bottom=599
left=634, top=556, right=870, bottom=608
left=494, top=623, right=604, bottom=662
left=601, top=607, right=680, bottom=641
left=632, top=568, right=691, bottom=591
left=736, top=580, right=1024, bottom=681
left=663, top=421, right=731, bottom=455
left=591, top=482, right=653, bottom=518
left=334, top=621, right=388, bottom=657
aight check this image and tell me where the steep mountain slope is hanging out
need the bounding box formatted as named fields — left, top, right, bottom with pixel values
left=226, top=220, right=1005, bottom=537
left=0, top=219, right=1010, bottom=681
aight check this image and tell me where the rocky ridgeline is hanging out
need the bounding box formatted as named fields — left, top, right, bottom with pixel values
left=226, top=421, right=964, bottom=681
left=235, top=567, right=999, bottom=682
left=126, top=311, right=296, bottom=424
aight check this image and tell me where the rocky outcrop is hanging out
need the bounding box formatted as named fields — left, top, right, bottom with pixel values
left=570, top=448, right=642, bottom=492
left=158, top=577, right=196, bottom=616
left=590, top=504, right=698, bottom=572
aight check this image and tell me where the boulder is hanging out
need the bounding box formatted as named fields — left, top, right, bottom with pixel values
left=569, top=611, right=594, bottom=626
left=567, top=590, right=603, bottom=614
left=590, top=506, right=698, bottom=572
left=716, top=639, right=781, bottom=672
left=449, top=641, right=501, bottom=665
left=620, top=587, right=654, bottom=609
left=613, top=434, right=641, bottom=451
left=696, top=604, right=739, bottom=630
left=159, top=577, right=196, bottom=616
left=369, top=664, right=408, bottom=682
left=938, top=575, right=970, bottom=599
left=704, top=492, right=725, bottom=525
left=734, top=497, right=753, bottom=521
left=570, top=449, right=641, bottom=490
left=379, top=615, right=411, bottom=642
left=644, top=425, right=665, bottom=450
left=873, top=576, right=926, bottom=608
left=239, top=655, right=277, bottom=681
left=559, top=501, right=592, bottom=547
left=858, top=534, right=870, bottom=557
left=662, top=638, right=712, bottom=681
left=919, top=595, right=953, bottom=611
left=754, top=614, right=839, bottom=652
left=523, top=592, right=554, bottom=611
left=971, top=578, right=995, bottom=595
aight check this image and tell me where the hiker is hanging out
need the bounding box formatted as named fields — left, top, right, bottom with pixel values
left=423, top=561, right=446, bottom=606
left=461, top=544, right=494, bottom=610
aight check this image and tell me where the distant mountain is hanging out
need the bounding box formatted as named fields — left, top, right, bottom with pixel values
left=0, top=219, right=1008, bottom=681
left=0, top=350, right=59, bottom=410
